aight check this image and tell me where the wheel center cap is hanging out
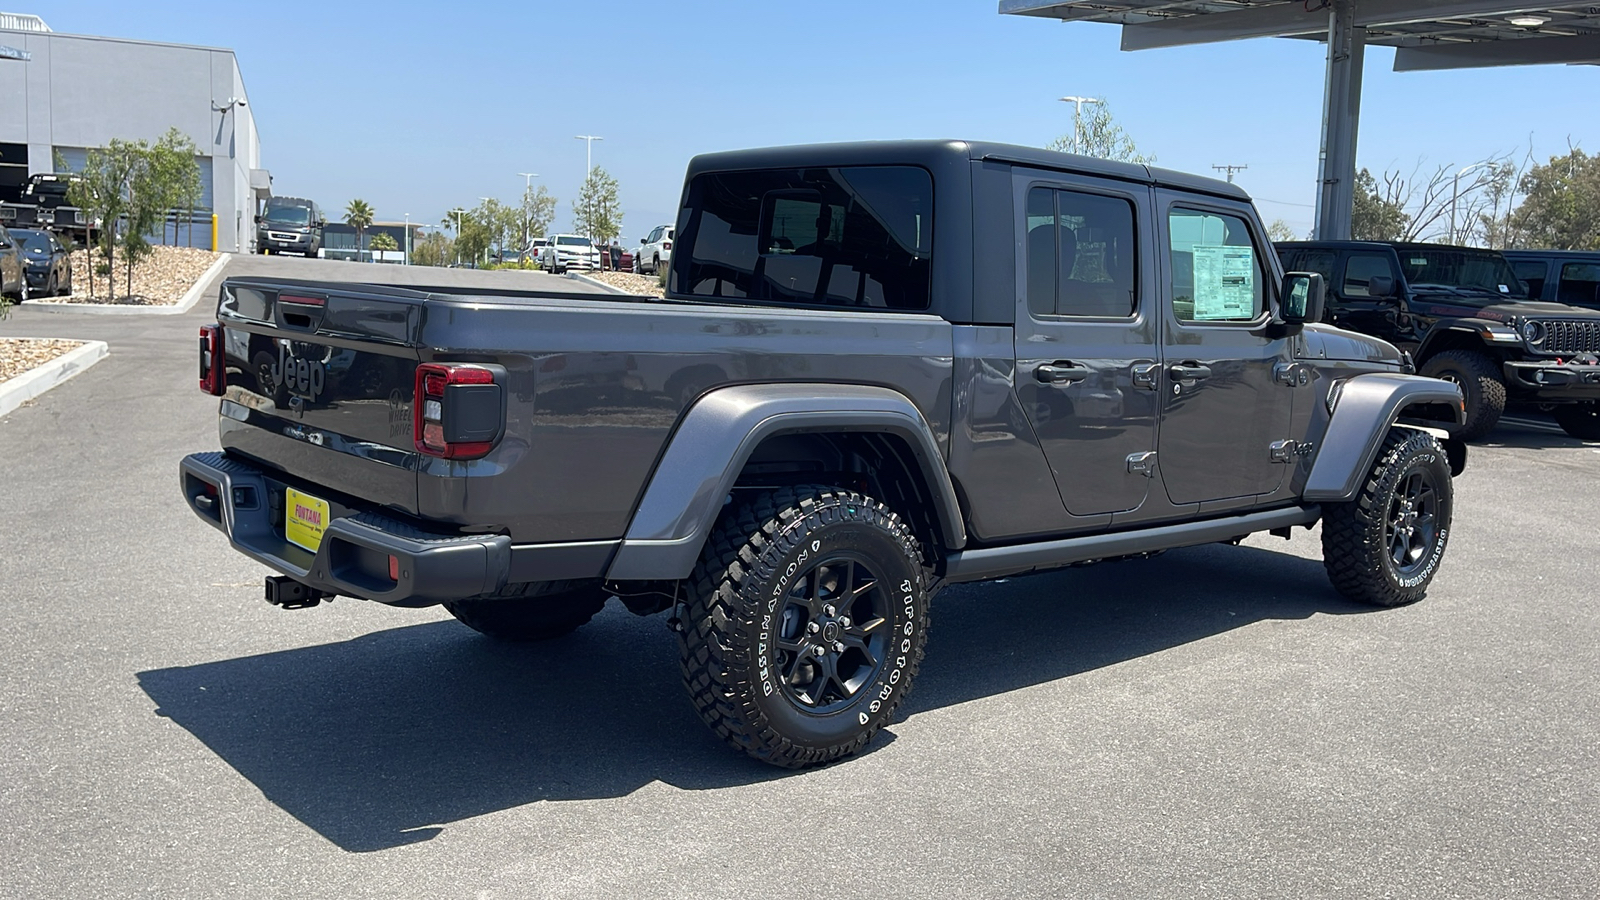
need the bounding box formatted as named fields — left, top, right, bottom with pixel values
left=822, top=622, right=840, bottom=644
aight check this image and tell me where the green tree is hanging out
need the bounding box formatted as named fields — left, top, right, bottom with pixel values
left=1507, top=148, right=1600, bottom=250
left=518, top=185, right=557, bottom=250
left=1047, top=101, right=1152, bottom=164
left=411, top=230, right=451, bottom=267
left=68, top=139, right=143, bottom=301
left=1350, top=168, right=1409, bottom=241
left=573, top=167, right=623, bottom=243
left=1266, top=219, right=1300, bottom=243
left=368, top=232, right=398, bottom=254
left=150, top=128, right=201, bottom=246
left=446, top=207, right=493, bottom=266
left=345, top=198, right=375, bottom=260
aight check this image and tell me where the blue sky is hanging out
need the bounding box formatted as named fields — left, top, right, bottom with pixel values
left=41, top=1, right=1598, bottom=241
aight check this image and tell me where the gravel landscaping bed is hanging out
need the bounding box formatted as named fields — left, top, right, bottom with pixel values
left=0, top=338, right=85, bottom=383
left=34, top=246, right=222, bottom=306
left=587, top=270, right=664, bottom=297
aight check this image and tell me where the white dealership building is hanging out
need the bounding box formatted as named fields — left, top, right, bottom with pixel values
left=0, top=12, right=269, bottom=250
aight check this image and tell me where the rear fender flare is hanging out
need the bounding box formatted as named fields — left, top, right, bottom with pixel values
left=605, top=383, right=965, bottom=581
left=1303, top=373, right=1465, bottom=503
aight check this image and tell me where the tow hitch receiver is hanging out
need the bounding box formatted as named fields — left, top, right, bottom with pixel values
left=264, top=575, right=329, bottom=609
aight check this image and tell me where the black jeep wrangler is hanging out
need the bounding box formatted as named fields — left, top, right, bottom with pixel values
left=1278, top=241, right=1600, bottom=440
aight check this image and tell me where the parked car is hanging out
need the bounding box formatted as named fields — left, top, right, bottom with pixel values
left=1277, top=240, right=1600, bottom=440
left=7, top=228, right=72, bottom=297
left=0, top=228, right=26, bottom=303
left=538, top=234, right=600, bottom=273
left=529, top=238, right=550, bottom=266
left=634, top=224, right=674, bottom=274
left=183, top=140, right=1467, bottom=769
left=1501, top=250, right=1600, bottom=312
left=256, top=197, right=325, bottom=257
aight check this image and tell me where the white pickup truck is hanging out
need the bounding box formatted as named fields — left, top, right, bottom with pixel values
left=538, top=234, right=600, bottom=273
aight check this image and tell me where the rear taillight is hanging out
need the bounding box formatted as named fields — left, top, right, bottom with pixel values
left=662, top=241, right=671, bottom=251
left=413, top=363, right=503, bottom=459
left=199, top=323, right=225, bottom=395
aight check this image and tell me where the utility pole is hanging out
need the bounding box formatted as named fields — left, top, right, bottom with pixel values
left=1213, top=164, right=1248, bottom=183
left=1057, top=96, right=1101, bottom=156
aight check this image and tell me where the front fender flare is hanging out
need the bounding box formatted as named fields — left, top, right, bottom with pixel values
left=605, top=383, right=965, bottom=581
left=1303, top=373, right=1464, bottom=503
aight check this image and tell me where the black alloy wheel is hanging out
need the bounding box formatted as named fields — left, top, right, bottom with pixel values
left=772, top=556, right=891, bottom=713
left=1383, top=466, right=1441, bottom=580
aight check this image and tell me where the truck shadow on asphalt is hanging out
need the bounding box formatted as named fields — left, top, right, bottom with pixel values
left=137, top=541, right=1375, bottom=853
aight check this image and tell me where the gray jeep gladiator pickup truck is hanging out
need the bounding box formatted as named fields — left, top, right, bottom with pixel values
left=182, top=141, right=1466, bottom=767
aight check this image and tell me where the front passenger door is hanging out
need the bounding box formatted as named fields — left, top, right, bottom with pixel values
left=1335, top=251, right=1404, bottom=344
left=1156, top=200, right=1295, bottom=507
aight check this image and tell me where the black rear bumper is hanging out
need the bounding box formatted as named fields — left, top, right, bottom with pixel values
left=180, top=451, right=517, bottom=607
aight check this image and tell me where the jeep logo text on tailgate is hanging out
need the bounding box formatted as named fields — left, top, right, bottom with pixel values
left=271, top=344, right=326, bottom=399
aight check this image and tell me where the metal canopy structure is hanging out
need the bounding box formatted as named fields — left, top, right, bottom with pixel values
left=1000, top=0, right=1600, bottom=239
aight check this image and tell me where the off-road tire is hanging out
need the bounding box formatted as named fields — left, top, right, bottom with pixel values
left=679, top=485, right=929, bottom=768
left=1322, top=428, right=1453, bottom=607
left=444, top=581, right=609, bottom=641
left=1420, top=349, right=1505, bottom=440
left=1554, top=402, right=1600, bottom=441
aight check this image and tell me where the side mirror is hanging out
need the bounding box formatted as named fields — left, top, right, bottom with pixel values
left=1368, top=274, right=1395, bottom=298
left=254, top=215, right=263, bottom=224
left=639, top=237, right=646, bottom=244
left=1280, top=271, right=1325, bottom=330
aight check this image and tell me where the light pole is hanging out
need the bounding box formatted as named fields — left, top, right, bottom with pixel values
left=479, top=197, right=493, bottom=265
left=1450, top=162, right=1491, bottom=245
left=573, top=135, right=603, bottom=175
left=517, top=172, right=539, bottom=251
left=449, top=208, right=464, bottom=266
left=404, top=212, right=411, bottom=265
left=1058, top=96, right=1101, bottom=156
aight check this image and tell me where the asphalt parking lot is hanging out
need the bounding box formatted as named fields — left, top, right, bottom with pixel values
left=1, top=254, right=1596, bottom=898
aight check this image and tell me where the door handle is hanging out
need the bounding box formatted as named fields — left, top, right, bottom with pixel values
left=1168, top=362, right=1212, bottom=382
left=1035, top=362, right=1090, bottom=385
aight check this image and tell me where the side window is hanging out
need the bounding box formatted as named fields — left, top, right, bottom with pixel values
left=1342, top=253, right=1395, bottom=298
left=1510, top=260, right=1546, bottom=299
left=1557, top=263, right=1600, bottom=308
left=1167, top=208, right=1263, bottom=323
left=1280, top=248, right=1335, bottom=280
left=1024, top=186, right=1137, bottom=318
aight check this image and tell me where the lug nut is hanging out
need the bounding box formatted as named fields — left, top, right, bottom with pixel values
left=813, top=645, right=827, bottom=657
left=833, top=642, right=845, bottom=653
left=838, top=617, right=851, bottom=628
left=823, top=604, right=836, bottom=617
left=807, top=622, right=820, bottom=634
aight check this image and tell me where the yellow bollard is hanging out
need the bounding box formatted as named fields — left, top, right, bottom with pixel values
left=211, top=214, right=218, bottom=251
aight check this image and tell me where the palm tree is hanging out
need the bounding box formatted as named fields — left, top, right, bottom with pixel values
left=344, top=198, right=374, bottom=261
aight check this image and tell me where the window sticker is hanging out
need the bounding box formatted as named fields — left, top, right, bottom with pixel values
left=1190, top=244, right=1256, bottom=320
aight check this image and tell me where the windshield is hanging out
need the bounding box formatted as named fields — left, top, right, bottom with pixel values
left=15, top=231, right=52, bottom=253
left=556, top=236, right=591, bottom=246
left=1400, top=249, right=1525, bottom=297
left=265, top=207, right=311, bottom=226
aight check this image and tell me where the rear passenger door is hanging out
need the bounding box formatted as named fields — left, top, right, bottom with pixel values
left=1156, top=197, right=1295, bottom=507
left=1509, top=258, right=1550, bottom=302
left=1556, top=261, right=1600, bottom=310
left=1013, top=172, right=1159, bottom=518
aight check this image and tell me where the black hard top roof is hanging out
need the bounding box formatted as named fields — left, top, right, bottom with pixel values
left=1500, top=249, right=1600, bottom=258
left=683, top=139, right=1250, bottom=202
left=1277, top=240, right=1508, bottom=253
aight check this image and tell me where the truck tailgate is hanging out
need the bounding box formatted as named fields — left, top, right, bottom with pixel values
left=214, top=279, right=424, bottom=515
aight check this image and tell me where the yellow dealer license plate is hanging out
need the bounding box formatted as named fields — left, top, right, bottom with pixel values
left=285, top=488, right=330, bottom=552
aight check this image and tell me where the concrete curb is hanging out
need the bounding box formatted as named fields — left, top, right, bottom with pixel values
left=566, top=271, right=628, bottom=294
left=0, top=339, right=110, bottom=419
left=22, top=253, right=230, bottom=316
